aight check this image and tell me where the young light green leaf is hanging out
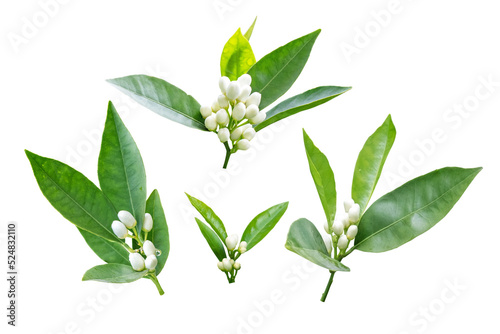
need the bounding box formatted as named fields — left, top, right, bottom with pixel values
left=241, top=202, right=289, bottom=251
left=98, top=101, right=147, bottom=231
left=352, top=115, right=396, bottom=213
left=303, top=130, right=336, bottom=229
left=78, top=228, right=129, bottom=265
left=354, top=167, right=482, bottom=253
left=244, top=17, right=257, bottom=40
left=195, top=218, right=227, bottom=261
left=247, top=29, right=321, bottom=109
left=82, top=264, right=148, bottom=283
left=285, top=219, right=350, bottom=272
left=185, top=193, right=228, bottom=242
left=107, top=75, right=206, bottom=131
left=26, top=150, right=122, bottom=243
left=255, top=86, right=351, bottom=131
left=221, top=28, right=256, bottom=81
left=145, top=190, right=169, bottom=275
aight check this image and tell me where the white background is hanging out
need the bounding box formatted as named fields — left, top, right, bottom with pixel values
left=1, top=0, right=499, bottom=333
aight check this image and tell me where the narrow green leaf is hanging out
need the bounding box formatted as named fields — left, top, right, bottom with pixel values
left=98, top=101, right=147, bottom=231
left=247, top=29, right=321, bottom=109
left=82, top=264, right=148, bottom=283
left=241, top=202, right=289, bottom=251
left=352, top=115, right=396, bottom=213
left=303, top=130, right=336, bottom=228
left=195, top=218, right=227, bottom=261
left=145, top=190, right=169, bottom=275
left=221, top=28, right=256, bottom=81
left=78, top=228, right=129, bottom=265
left=354, top=167, right=482, bottom=253
left=255, top=86, right=351, bottom=131
left=25, top=150, right=121, bottom=243
left=285, top=219, right=350, bottom=272
left=244, top=17, right=257, bottom=41
left=185, top=193, right=228, bottom=241
left=107, top=75, right=206, bottom=131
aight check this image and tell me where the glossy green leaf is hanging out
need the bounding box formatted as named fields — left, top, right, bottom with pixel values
left=247, top=29, right=321, bottom=109
left=354, top=167, right=482, bottom=253
left=26, top=150, right=121, bottom=243
left=221, top=28, right=256, bottom=81
left=145, top=190, right=169, bottom=275
left=78, top=228, right=129, bottom=265
left=244, top=17, right=257, bottom=40
left=185, top=193, right=227, bottom=241
left=107, top=75, right=206, bottom=131
left=255, top=86, right=351, bottom=131
left=352, top=115, right=396, bottom=213
left=98, top=101, right=147, bottom=231
left=285, top=219, right=350, bottom=272
left=303, top=130, right=336, bottom=228
left=241, top=202, right=289, bottom=250
left=82, top=264, right=148, bottom=283
left=195, top=218, right=227, bottom=261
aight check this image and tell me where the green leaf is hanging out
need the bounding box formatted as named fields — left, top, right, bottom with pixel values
left=195, top=218, right=227, bottom=261
left=244, top=17, right=257, bottom=40
left=255, top=86, right=351, bottom=131
left=354, top=167, right=482, bottom=253
left=241, top=202, right=289, bottom=251
left=185, top=193, right=228, bottom=242
left=82, top=264, right=148, bottom=283
left=303, top=130, right=336, bottom=229
left=145, top=190, right=169, bottom=275
left=247, top=29, right=321, bottom=110
left=107, top=75, right=206, bottom=131
left=352, top=115, right=396, bottom=213
left=25, top=150, right=122, bottom=243
left=78, top=228, right=129, bottom=265
left=285, top=219, right=350, bottom=272
left=221, top=28, right=256, bottom=81
left=98, top=101, right=147, bottom=231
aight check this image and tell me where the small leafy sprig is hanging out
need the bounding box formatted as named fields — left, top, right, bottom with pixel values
left=285, top=115, right=481, bottom=302
left=26, top=102, right=170, bottom=295
left=186, top=194, right=288, bottom=283
left=107, top=18, right=351, bottom=168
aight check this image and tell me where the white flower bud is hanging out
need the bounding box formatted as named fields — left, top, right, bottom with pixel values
left=200, top=105, right=213, bottom=119
left=332, top=221, right=344, bottom=236
left=118, top=210, right=136, bottom=229
left=217, top=261, right=225, bottom=271
left=217, top=94, right=229, bottom=109
left=348, top=203, right=361, bottom=223
left=237, top=74, right=252, bottom=86
left=145, top=255, right=158, bottom=270
left=324, top=236, right=333, bottom=255
left=226, top=82, right=241, bottom=101
left=233, top=262, right=241, bottom=270
left=344, top=198, right=355, bottom=213
left=142, top=213, right=153, bottom=232
left=346, top=225, right=358, bottom=240
left=215, top=109, right=229, bottom=126
left=337, top=235, right=349, bottom=251
left=230, top=127, right=243, bottom=141
left=218, top=127, right=230, bottom=142
left=143, top=240, right=156, bottom=256
left=238, top=85, right=251, bottom=102
left=225, top=234, right=238, bottom=251
left=129, top=253, right=145, bottom=271
left=237, top=139, right=251, bottom=150
left=238, top=241, right=247, bottom=254
left=211, top=100, right=220, bottom=112
left=242, top=127, right=256, bottom=141
left=245, top=105, right=259, bottom=119
left=232, top=102, right=246, bottom=121
left=249, top=112, right=266, bottom=125
left=222, top=258, right=233, bottom=271
left=246, top=92, right=261, bottom=107
left=230, top=259, right=235, bottom=265
left=341, top=215, right=350, bottom=229
left=112, top=220, right=128, bottom=239
left=324, top=221, right=332, bottom=234
left=204, top=114, right=217, bottom=131
left=219, top=76, right=230, bottom=94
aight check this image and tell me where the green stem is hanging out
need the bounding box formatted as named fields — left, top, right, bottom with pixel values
left=320, top=271, right=336, bottom=302
left=223, top=142, right=232, bottom=169
left=149, top=274, right=164, bottom=295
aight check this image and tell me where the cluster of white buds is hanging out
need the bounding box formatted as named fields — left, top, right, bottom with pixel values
left=216, top=234, right=247, bottom=273
left=111, top=210, right=157, bottom=272
left=200, top=74, right=264, bottom=151
left=324, top=199, right=361, bottom=254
